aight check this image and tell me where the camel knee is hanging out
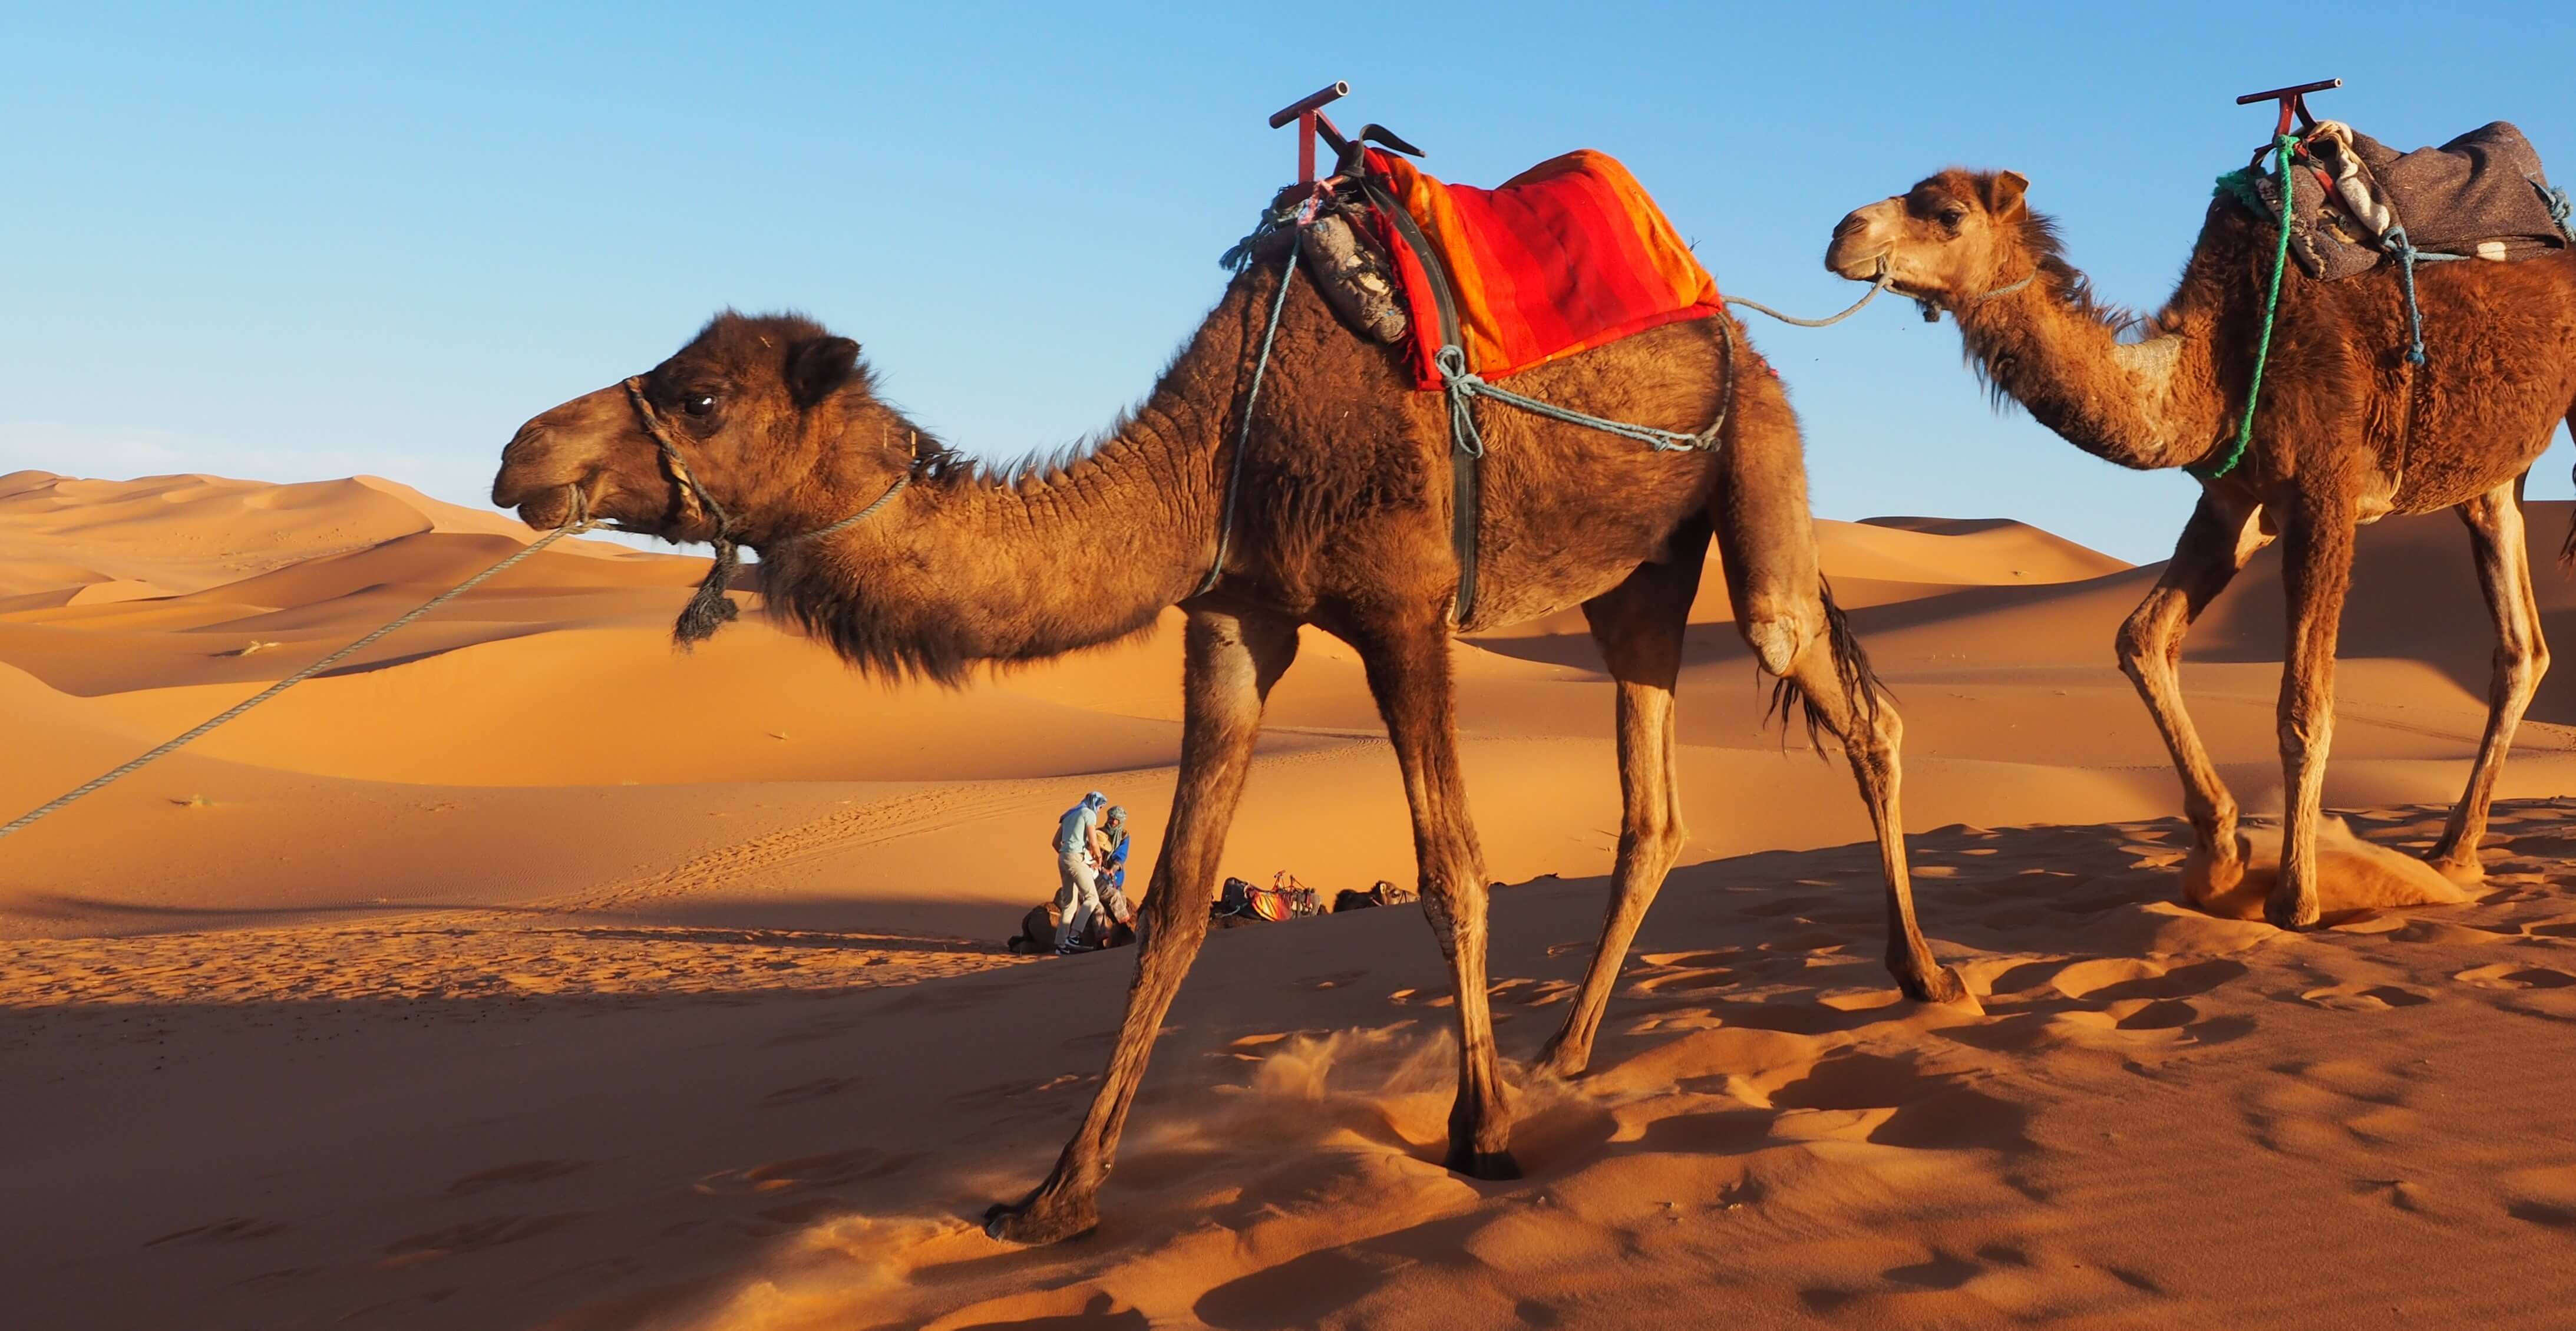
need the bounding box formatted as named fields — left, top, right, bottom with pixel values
left=1739, top=601, right=1824, bottom=678
left=1619, top=811, right=1687, bottom=868
left=2113, top=609, right=2171, bottom=685
left=2504, top=640, right=2549, bottom=698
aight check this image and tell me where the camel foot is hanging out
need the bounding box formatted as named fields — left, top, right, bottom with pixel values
left=1442, top=1145, right=1523, bottom=1180
left=1532, top=1029, right=1591, bottom=1081
left=982, top=1187, right=1098, bottom=1246
left=2428, top=853, right=2487, bottom=886
left=2264, top=887, right=2321, bottom=931
left=1897, top=960, right=1976, bottom=1009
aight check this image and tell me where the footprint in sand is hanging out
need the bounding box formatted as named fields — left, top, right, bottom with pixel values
left=1766, top=1051, right=2034, bottom=1153
left=1487, top=976, right=1576, bottom=1008
left=693, top=1148, right=920, bottom=1196
left=2452, top=962, right=2576, bottom=991
left=2502, top=1165, right=2576, bottom=1230
left=444, top=1159, right=589, bottom=1195
left=1297, top=970, right=1367, bottom=991
left=2244, top=1059, right=2428, bottom=1162
left=378, top=1214, right=586, bottom=1267
left=758, top=1076, right=856, bottom=1108
left=144, top=1216, right=288, bottom=1247
left=2289, top=983, right=2434, bottom=1012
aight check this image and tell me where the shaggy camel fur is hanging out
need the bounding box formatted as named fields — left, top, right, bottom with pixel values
left=491, top=251, right=1953, bottom=1243
left=1828, top=167, right=2576, bottom=927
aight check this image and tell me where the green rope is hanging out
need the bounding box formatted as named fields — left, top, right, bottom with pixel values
left=2195, top=132, right=2300, bottom=480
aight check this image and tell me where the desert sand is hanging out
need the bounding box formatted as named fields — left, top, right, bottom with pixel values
left=5, top=468, right=2576, bottom=1329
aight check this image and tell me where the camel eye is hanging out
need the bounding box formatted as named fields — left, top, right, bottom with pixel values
left=1938, top=206, right=1969, bottom=228
left=683, top=393, right=718, bottom=417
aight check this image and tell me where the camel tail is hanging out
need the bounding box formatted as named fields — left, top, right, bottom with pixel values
left=1764, top=578, right=1886, bottom=757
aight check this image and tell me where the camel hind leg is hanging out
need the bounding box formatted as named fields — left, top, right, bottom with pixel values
left=985, top=607, right=1299, bottom=1244
left=2429, top=475, right=2549, bottom=876
left=1704, top=346, right=1956, bottom=1003
left=1535, top=523, right=1708, bottom=1079
left=1771, top=586, right=1965, bottom=1004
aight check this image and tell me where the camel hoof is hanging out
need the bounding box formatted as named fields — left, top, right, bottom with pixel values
left=2264, top=890, right=2320, bottom=931
left=1443, top=1147, right=1523, bottom=1181
left=2429, top=854, right=2486, bottom=885
left=1532, top=1033, right=1591, bottom=1081
left=982, top=1193, right=1097, bottom=1246
left=1900, top=963, right=1976, bottom=1009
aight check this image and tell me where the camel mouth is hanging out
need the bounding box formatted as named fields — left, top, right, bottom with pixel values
left=1827, top=247, right=1893, bottom=284
left=500, top=475, right=602, bottom=533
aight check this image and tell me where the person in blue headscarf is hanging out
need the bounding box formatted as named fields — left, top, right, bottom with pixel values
left=1095, top=805, right=1135, bottom=932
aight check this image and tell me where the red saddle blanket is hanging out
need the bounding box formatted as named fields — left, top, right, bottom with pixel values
left=1366, top=148, right=1723, bottom=389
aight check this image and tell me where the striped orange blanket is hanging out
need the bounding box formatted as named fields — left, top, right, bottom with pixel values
left=1365, top=148, right=1722, bottom=389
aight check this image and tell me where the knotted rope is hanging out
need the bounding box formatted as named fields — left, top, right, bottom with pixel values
left=0, top=497, right=597, bottom=844
left=2380, top=225, right=2468, bottom=368
left=1436, top=335, right=1729, bottom=459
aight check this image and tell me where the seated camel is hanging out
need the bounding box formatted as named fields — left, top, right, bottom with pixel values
left=491, top=243, right=1948, bottom=1241
left=1827, top=164, right=2576, bottom=926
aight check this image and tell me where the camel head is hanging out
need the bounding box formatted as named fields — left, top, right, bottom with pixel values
left=1824, top=169, right=2040, bottom=308
left=491, top=312, right=903, bottom=545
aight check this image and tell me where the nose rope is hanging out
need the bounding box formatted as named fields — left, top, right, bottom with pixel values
left=1725, top=256, right=1898, bottom=328
left=619, top=378, right=916, bottom=646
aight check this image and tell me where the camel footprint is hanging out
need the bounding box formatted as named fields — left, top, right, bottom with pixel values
left=2243, top=1059, right=2426, bottom=1161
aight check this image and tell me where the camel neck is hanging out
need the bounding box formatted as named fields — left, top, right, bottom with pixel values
left=760, top=276, right=1264, bottom=682
left=1950, top=235, right=2237, bottom=475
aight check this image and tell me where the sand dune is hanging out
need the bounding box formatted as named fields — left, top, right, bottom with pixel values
left=5, top=473, right=2575, bottom=1329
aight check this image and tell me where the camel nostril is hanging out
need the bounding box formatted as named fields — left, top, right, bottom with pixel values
left=1832, top=213, right=1868, bottom=241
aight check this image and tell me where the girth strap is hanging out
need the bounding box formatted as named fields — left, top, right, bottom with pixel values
left=1359, top=170, right=1479, bottom=625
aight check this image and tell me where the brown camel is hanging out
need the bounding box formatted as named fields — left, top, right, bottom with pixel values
left=490, top=239, right=1959, bottom=1242
left=1827, top=167, right=2576, bottom=927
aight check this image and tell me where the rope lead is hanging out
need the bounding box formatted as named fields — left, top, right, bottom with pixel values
left=0, top=504, right=596, bottom=844
left=2196, top=132, right=2302, bottom=481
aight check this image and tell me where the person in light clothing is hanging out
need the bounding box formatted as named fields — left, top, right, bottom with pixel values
left=1052, top=791, right=1109, bottom=953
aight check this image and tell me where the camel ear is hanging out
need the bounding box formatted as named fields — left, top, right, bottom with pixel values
left=787, top=336, right=861, bottom=409
left=1987, top=171, right=2030, bottom=219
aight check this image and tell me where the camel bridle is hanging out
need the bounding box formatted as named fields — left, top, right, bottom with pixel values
left=619, top=375, right=915, bottom=645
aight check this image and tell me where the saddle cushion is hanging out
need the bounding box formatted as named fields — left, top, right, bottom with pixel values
left=1365, top=148, right=1723, bottom=388
left=2243, top=121, right=2571, bottom=280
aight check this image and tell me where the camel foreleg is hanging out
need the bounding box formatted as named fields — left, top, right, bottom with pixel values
left=984, top=607, right=1298, bottom=1244
left=2116, top=492, right=2272, bottom=887
left=2271, top=482, right=2360, bottom=928
left=2429, top=476, right=2548, bottom=877
left=1353, top=613, right=1517, bottom=1178
left=1535, top=528, right=1705, bottom=1078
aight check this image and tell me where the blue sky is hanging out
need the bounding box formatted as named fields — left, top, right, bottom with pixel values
left=6, top=3, right=2571, bottom=563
